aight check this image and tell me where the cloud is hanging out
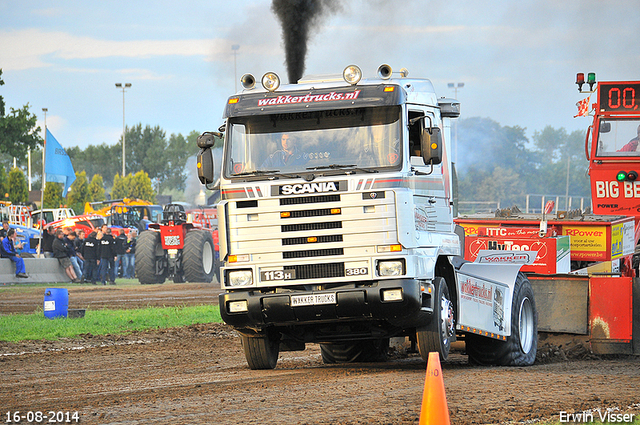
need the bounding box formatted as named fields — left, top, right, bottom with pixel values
left=0, top=29, right=232, bottom=71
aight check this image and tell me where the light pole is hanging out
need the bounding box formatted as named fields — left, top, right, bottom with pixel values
left=232, top=44, right=240, bottom=92
left=38, top=107, right=48, bottom=255
left=115, top=83, right=132, bottom=177
left=448, top=82, right=464, bottom=165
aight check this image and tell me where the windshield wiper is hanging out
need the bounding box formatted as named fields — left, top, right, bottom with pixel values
left=306, top=164, right=378, bottom=173
left=231, top=169, right=281, bottom=177
left=231, top=169, right=305, bottom=180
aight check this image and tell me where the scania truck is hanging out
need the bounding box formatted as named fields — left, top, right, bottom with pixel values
left=196, top=64, right=537, bottom=369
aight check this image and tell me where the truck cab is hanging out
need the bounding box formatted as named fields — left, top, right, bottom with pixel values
left=197, top=65, right=537, bottom=369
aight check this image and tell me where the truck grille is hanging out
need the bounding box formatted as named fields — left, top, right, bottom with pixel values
left=283, top=248, right=344, bottom=259
left=280, top=194, right=341, bottom=205
left=284, top=263, right=345, bottom=279
left=282, top=221, right=342, bottom=232
left=282, top=235, right=343, bottom=245
left=227, top=191, right=396, bottom=283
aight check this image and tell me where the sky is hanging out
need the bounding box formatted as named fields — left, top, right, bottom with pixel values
left=1, top=0, right=640, bottom=157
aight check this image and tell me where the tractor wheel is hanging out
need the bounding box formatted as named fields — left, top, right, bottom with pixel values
left=135, top=231, right=166, bottom=284
left=183, top=230, right=215, bottom=283
left=416, top=277, right=455, bottom=362
left=241, top=334, right=280, bottom=370
left=466, top=272, right=538, bottom=366
left=320, top=339, right=389, bottom=364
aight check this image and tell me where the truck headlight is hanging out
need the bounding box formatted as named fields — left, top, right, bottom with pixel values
left=228, top=270, right=253, bottom=287
left=378, top=260, right=404, bottom=276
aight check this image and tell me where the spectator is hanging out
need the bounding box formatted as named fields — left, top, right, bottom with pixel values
left=41, top=225, right=55, bottom=258
left=81, top=231, right=100, bottom=285
left=124, top=229, right=137, bottom=278
left=1, top=228, right=28, bottom=278
left=98, top=227, right=117, bottom=285
left=65, top=231, right=83, bottom=282
left=0, top=221, right=10, bottom=239
left=52, top=229, right=78, bottom=282
left=74, top=230, right=85, bottom=271
left=114, top=229, right=128, bottom=278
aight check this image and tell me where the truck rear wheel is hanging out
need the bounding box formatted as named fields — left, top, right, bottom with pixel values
left=320, top=339, right=389, bottom=364
left=466, top=272, right=538, bottom=366
left=183, top=230, right=215, bottom=283
left=241, top=334, right=280, bottom=370
left=416, top=277, right=455, bottom=362
left=135, top=231, right=166, bottom=284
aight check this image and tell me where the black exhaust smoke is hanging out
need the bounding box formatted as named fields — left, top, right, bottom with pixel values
left=271, top=0, right=341, bottom=84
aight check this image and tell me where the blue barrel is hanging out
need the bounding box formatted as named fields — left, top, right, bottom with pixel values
left=44, top=288, right=69, bottom=319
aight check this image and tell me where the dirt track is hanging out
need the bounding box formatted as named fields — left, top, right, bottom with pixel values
left=1, top=282, right=639, bottom=424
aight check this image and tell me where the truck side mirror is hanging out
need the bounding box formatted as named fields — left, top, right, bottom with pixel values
left=599, top=122, right=611, bottom=133
left=197, top=148, right=215, bottom=185
left=421, top=127, right=443, bottom=165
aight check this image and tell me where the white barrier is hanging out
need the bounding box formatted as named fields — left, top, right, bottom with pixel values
left=0, top=258, right=71, bottom=284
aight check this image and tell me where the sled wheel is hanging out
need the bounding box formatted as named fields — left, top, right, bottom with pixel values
left=466, top=272, right=538, bottom=366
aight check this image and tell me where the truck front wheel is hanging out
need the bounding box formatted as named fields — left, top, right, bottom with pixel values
left=416, top=277, right=455, bottom=362
left=466, top=272, right=538, bottom=366
left=241, top=334, right=280, bottom=370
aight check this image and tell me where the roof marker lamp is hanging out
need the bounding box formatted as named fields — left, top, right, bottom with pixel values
left=343, top=65, right=362, bottom=85
left=261, top=72, right=280, bottom=92
left=576, top=73, right=585, bottom=92
left=587, top=72, right=596, bottom=91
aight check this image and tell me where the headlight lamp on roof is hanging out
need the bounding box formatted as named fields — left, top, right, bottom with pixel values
left=261, top=72, right=280, bottom=92
left=343, top=65, right=362, bottom=85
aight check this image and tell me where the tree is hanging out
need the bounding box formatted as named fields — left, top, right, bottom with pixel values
left=111, top=173, right=127, bottom=200
left=0, top=166, right=8, bottom=201
left=67, top=143, right=120, bottom=188
left=67, top=171, right=90, bottom=215
left=111, top=171, right=156, bottom=202
left=43, top=182, right=64, bottom=208
left=0, top=70, right=43, bottom=161
left=88, top=174, right=106, bottom=203
left=129, top=170, right=156, bottom=202
left=8, top=167, right=28, bottom=204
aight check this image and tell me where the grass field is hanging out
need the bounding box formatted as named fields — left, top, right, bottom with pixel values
left=0, top=304, right=223, bottom=342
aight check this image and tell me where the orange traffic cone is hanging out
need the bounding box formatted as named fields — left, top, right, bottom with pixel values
left=419, top=352, right=451, bottom=425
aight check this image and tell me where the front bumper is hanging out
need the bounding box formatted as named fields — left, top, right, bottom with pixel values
left=220, top=279, right=432, bottom=332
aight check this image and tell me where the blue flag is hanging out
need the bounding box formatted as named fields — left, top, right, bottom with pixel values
left=45, top=128, right=76, bottom=197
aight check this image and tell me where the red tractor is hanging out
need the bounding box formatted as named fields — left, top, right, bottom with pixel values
left=135, top=203, right=219, bottom=284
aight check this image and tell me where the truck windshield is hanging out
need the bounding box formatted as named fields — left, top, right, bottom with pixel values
left=224, top=105, right=402, bottom=178
left=596, top=118, right=640, bottom=156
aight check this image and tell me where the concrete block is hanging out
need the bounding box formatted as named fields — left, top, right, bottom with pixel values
left=0, top=258, right=71, bottom=284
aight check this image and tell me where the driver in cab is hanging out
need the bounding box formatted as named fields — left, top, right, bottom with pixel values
left=261, top=133, right=308, bottom=168
left=617, top=124, right=640, bottom=152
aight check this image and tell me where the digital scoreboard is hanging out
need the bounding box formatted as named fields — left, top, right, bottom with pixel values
left=598, top=82, right=640, bottom=113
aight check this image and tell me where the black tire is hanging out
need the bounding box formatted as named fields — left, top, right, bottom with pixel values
left=416, top=277, right=455, bottom=362
left=241, top=334, right=280, bottom=370
left=466, top=272, right=538, bottom=366
left=183, top=230, right=215, bottom=283
left=173, top=271, right=184, bottom=283
left=135, top=231, right=166, bottom=284
left=214, top=256, right=221, bottom=284
left=320, top=339, right=389, bottom=364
